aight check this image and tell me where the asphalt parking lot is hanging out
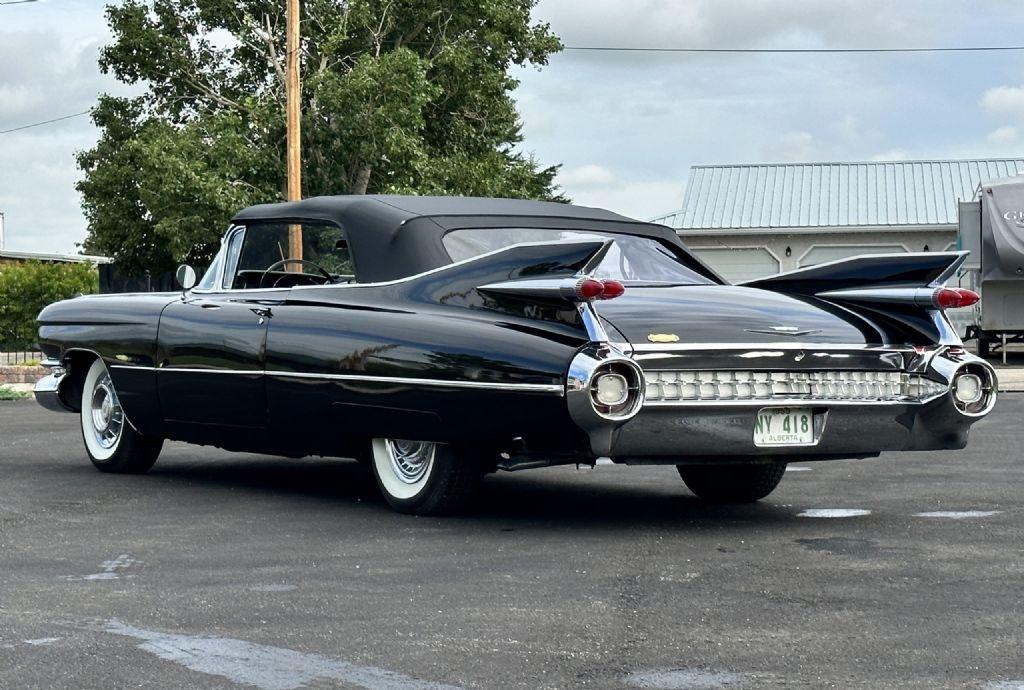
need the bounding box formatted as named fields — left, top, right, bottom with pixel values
left=1, top=398, right=1022, bottom=690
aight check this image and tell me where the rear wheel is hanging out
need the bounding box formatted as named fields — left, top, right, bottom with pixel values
left=81, top=359, right=163, bottom=474
left=370, top=439, right=483, bottom=515
left=677, top=462, right=786, bottom=503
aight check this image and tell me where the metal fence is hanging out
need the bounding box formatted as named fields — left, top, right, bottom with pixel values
left=0, top=350, right=40, bottom=366
left=0, top=326, right=40, bottom=365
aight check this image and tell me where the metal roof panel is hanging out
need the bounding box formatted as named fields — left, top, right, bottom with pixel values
left=653, top=158, right=1024, bottom=230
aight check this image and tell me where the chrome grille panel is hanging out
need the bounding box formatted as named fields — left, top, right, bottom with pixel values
left=642, top=370, right=948, bottom=405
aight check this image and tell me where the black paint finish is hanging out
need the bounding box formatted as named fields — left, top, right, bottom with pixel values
left=35, top=197, right=991, bottom=466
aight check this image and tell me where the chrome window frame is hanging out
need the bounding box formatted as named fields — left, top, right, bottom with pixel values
left=194, top=222, right=353, bottom=296
left=220, top=225, right=247, bottom=290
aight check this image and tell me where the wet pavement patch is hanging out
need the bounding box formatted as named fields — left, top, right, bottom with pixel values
left=796, top=537, right=885, bottom=558
left=624, top=667, right=743, bottom=689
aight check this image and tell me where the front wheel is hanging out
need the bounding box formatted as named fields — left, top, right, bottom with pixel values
left=677, top=462, right=786, bottom=503
left=81, top=359, right=163, bottom=474
left=370, top=439, right=483, bottom=515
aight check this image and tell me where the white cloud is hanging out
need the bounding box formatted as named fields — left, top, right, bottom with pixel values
left=872, top=149, right=909, bottom=161
left=981, top=85, right=1024, bottom=120
left=7, top=1, right=1024, bottom=252
left=987, top=126, right=1019, bottom=145
left=557, top=164, right=616, bottom=189
left=538, top=0, right=934, bottom=53
left=0, top=13, right=139, bottom=254
left=566, top=178, right=683, bottom=221
left=767, top=132, right=819, bottom=162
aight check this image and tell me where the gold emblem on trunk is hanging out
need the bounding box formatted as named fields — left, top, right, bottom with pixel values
left=647, top=333, right=680, bottom=343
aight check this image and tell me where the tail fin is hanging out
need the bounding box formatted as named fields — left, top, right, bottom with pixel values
left=390, top=240, right=616, bottom=342
left=742, top=251, right=971, bottom=344
left=741, top=251, right=966, bottom=295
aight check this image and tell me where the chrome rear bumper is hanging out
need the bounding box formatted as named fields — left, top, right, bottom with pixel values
left=610, top=394, right=977, bottom=461
left=590, top=345, right=997, bottom=461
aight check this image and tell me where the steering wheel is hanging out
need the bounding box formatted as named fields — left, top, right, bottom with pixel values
left=259, top=258, right=335, bottom=289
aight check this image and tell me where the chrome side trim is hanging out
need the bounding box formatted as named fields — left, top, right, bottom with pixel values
left=817, top=287, right=939, bottom=307
left=578, top=302, right=609, bottom=343
left=109, top=365, right=563, bottom=395
left=270, top=370, right=564, bottom=394
left=931, top=310, right=963, bottom=346
left=630, top=342, right=916, bottom=353
left=115, top=367, right=264, bottom=375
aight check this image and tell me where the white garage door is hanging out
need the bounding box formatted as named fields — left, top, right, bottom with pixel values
left=799, top=245, right=906, bottom=268
left=692, top=247, right=780, bottom=283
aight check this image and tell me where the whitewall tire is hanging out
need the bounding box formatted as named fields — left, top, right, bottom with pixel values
left=80, top=358, right=163, bottom=473
left=370, top=439, right=482, bottom=515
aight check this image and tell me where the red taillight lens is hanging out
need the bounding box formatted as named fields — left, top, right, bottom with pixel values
left=599, top=280, right=625, bottom=300
left=933, top=287, right=980, bottom=309
left=577, top=278, right=605, bottom=300
left=573, top=278, right=626, bottom=301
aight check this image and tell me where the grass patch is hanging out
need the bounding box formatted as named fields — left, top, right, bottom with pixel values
left=0, top=385, right=29, bottom=401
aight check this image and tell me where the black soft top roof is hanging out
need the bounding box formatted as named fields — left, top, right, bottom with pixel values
left=231, top=195, right=717, bottom=283
left=232, top=194, right=636, bottom=226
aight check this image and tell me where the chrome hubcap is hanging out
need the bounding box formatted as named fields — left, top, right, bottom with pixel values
left=89, top=373, right=123, bottom=450
left=385, top=440, right=434, bottom=484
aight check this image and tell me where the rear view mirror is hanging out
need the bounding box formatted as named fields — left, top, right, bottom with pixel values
left=176, top=264, right=197, bottom=291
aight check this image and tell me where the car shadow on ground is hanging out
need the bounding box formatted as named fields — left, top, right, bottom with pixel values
left=134, top=452, right=803, bottom=530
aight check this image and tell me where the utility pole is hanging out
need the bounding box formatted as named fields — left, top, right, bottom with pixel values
left=286, top=0, right=303, bottom=263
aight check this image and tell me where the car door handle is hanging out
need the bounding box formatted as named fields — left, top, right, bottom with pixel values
left=200, top=303, right=221, bottom=310
left=250, top=307, right=272, bottom=318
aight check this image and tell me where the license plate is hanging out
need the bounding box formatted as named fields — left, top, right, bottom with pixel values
left=753, top=407, right=815, bottom=447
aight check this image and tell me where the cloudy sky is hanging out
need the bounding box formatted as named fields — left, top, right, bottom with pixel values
left=4, top=0, right=1024, bottom=254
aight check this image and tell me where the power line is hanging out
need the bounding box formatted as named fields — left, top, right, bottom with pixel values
left=0, top=110, right=91, bottom=135
left=563, top=45, right=1024, bottom=54
left=0, top=0, right=40, bottom=5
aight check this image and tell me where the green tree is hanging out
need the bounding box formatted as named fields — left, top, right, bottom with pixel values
left=79, top=0, right=564, bottom=276
left=0, top=261, right=98, bottom=350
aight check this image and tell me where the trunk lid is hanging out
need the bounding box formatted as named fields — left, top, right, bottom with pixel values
left=597, top=285, right=879, bottom=347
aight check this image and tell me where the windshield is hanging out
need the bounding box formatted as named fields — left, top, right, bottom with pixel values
left=443, top=228, right=714, bottom=285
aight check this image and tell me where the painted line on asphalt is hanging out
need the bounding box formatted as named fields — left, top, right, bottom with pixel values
left=22, top=637, right=61, bottom=646
left=915, top=510, right=1001, bottom=519
left=248, top=584, right=298, bottom=592
left=63, top=554, right=138, bottom=581
left=785, top=466, right=811, bottom=472
left=625, top=667, right=744, bottom=689
left=798, top=508, right=872, bottom=518
left=102, top=619, right=464, bottom=690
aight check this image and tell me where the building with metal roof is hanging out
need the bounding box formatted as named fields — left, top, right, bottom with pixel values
left=0, top=249, right=111, bottom=265
left=652, top=158, right=1024, bottom=283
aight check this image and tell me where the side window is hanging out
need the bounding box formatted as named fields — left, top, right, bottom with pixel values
left=195, top=245, right=225, bottom=291
left=229, top=223, right=355, bottom=289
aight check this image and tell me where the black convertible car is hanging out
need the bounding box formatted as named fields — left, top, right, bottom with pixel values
left=35, top=196, right=996, bottom=514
